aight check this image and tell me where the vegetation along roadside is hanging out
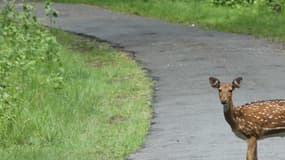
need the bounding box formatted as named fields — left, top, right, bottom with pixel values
left=40, top=0, right=285, bottom=42
left=0, top=1, right=153, bottom=160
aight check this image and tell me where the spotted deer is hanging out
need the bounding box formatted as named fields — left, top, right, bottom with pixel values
left=209, top=77, right=285, bottom=160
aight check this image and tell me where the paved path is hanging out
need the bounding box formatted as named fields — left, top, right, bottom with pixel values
left=32, top=3, right=285, bottom=160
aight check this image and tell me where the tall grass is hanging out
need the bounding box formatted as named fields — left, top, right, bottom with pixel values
left=0, top=38, right=153, bottom=159
left=0, top=2, right=153, bottom=159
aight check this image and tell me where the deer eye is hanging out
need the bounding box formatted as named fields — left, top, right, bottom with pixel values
left=218, top=89, right=222, bottom=92
left=229, top=90, right=233, bottom=92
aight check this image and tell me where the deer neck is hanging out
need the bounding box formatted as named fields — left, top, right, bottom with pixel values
left=223, top=98, right=237, bottom=129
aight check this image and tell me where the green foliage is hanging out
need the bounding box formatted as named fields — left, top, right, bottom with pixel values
left=0, top=29, right=153, bottom=160
left=210, top=0, right=254, bottom=7
left=44, top=1, right=59, bottom=28
left=0, top=1, right=63, bottom=145
left=210, top=0, right=284, bottom=9
left=0, top=2, right=153, bottom=159
left=254, top=0, right=284, bottom=13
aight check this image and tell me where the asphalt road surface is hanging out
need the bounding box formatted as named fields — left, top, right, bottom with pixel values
left=30, top=3, right=285, bottom=160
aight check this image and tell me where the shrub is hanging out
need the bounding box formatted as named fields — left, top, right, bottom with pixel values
left=210, top=0, right=255, bottom=7
left=210, top=0, right=283, bottom=7
left=0, top=1, right=63, bottom=145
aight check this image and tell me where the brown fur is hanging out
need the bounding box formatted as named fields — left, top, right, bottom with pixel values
left=209, top=77, right=285, bottom=160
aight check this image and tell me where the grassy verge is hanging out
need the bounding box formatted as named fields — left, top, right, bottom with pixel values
left=1, top=30, right=153, bottom=160
left=42, top=0, right=285, bottom=42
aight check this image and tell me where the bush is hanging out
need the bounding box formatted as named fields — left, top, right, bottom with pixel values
left=0, top=1, right=63, bottom=146
left=210, top=0, right=254, bottom=7
left=210, top=0, right=283, bottom=8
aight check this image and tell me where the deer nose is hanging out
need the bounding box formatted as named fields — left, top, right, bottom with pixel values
left=221, top=100, right=227, bottom=104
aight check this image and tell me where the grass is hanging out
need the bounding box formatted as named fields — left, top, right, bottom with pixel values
left=41, top=0, right=285, bottom=42
left=1, top=30, right=153, bottom=160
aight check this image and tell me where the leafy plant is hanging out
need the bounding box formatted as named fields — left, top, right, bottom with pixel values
left=45, top=1, right=59, bottom=29
left=0, top=1, right=63, bottom=145
left=210, top=0, right=254, bottom=7
left=209, top=0, right=284, bottom=13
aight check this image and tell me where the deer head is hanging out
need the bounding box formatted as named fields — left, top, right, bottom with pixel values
left=209, top=77, right=243, bottom=105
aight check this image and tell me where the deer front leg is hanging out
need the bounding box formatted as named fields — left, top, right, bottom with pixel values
left=246, top=136, right=257, bottom=160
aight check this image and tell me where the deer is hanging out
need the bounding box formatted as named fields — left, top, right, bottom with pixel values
left=209, top=77, right=285, bottom=160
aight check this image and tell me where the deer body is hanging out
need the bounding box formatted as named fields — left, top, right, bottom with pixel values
left=209, top=77, right=285, bottom=160
left=234, top=100, right=285, bottom=139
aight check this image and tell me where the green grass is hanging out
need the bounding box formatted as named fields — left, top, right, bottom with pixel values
left=1, top=30, right=153, bottom=160
left=42, top=0, right=285, bottom=42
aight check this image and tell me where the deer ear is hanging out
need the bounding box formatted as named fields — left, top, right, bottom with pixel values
left=209, top=77, right=220, bottom=88
left=232, top=77, right=243, bottom=88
